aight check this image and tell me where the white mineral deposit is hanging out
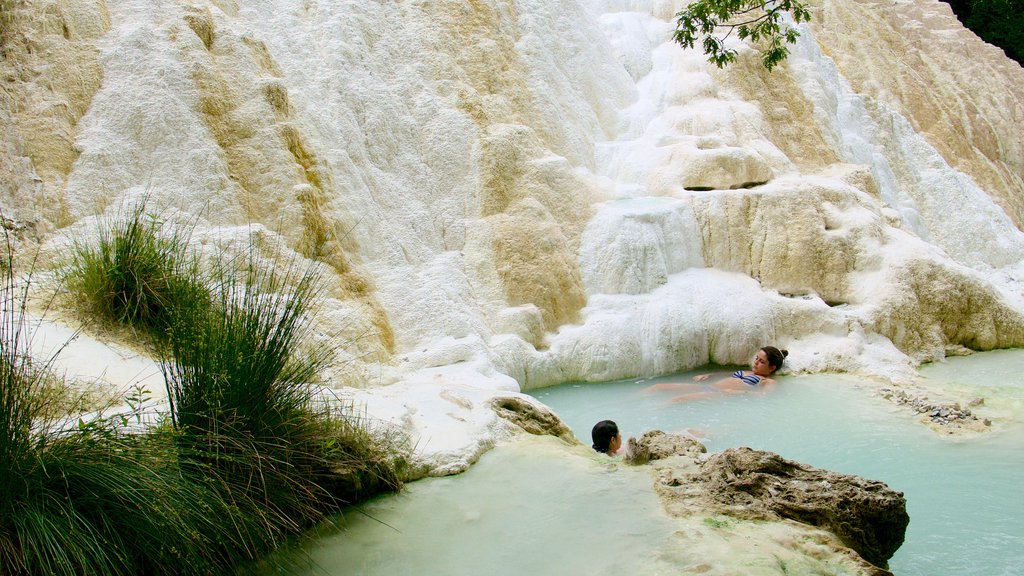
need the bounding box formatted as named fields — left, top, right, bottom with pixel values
left=3, top=0, right=1023, bottom=573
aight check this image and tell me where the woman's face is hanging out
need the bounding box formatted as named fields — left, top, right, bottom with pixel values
left=751, top=350, right=774, bottom=376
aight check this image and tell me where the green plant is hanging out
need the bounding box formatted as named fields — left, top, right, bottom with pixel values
left=0, top=233, right=47, bottom=561
left=1, top=227, right=251, bottom=576
left=163, top=248, right=406, bottom=540
left=943, top=0, right=1023, bottom=65
left=6, top=216, right=407, bottom=574
left=673, top=0, right=811, bottom=70
left=66, top=201, right=210, bottom=341
left=309, top=400, right=409, bottom=506
left=965, top=0, right=1023, bottom=64
left=703, top=516, right=737, bottom=530
left=15, top=424, right=227, bottom=576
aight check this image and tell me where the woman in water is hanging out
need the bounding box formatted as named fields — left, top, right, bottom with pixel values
left=591, top=419, right=623, bottom=456
left=645, top=346, right=788, bottom=401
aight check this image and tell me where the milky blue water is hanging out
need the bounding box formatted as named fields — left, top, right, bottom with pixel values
left=532, top=363, right=1024, bottom=576
left=271, top=436, right=680, bottom=576
left=273, top=354, right=1024, bottom=575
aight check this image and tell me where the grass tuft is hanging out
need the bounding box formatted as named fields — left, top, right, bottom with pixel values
left=1, top=227, right=242, bottom=576
left=65, top=201, right=210, bottom=341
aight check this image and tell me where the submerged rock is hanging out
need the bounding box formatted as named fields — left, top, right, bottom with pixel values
left=880, top=385, right=991, bottom=433
left=631, top=432, right=908, bottom=572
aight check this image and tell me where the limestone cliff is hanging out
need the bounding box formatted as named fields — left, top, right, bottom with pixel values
left=2, top=0, right=1024, bottom=472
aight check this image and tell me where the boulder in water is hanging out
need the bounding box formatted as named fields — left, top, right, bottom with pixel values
left=634, top=434, right=908, bottom=571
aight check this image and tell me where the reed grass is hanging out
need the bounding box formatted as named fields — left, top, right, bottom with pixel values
left=0, top=230, right=246, bottom=576
left=2, top=213, right=408, bottom=575
left=163, top=249, right=407, bottom=538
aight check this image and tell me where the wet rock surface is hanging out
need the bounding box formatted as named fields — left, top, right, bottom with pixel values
left=623, top=429, right=707, bottom=465
left=880, top=386, right=991, bottom=431
left=632, top=432, right=909, bottom=572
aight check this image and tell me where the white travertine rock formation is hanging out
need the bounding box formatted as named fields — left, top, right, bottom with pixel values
left=3, top=0, right=1024, bottom=475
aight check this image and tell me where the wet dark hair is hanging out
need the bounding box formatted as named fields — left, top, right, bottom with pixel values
left=591, top=420, right=619, bottom=454
left=761, top=346, right=789, bottom=372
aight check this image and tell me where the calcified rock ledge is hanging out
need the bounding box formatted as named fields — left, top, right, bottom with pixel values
left=5, top=0, right=1024, bottom=479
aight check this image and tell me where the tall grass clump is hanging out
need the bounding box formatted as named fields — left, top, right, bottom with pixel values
left=163, top=249, right=407, bottom=555
left=66, top=202, right=210, bottom=340
left=0, top=231, right=240, bottom=576
left=4, top=421, right=258, bottom=576
left=5, top=214, right=407, bottom=574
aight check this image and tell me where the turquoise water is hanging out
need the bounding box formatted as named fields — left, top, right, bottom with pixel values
left=272, top=436, right=682, bottom=575
left=274, top=354, right=1023, bottom=575
left=532, top=363, right=1024, bottom=576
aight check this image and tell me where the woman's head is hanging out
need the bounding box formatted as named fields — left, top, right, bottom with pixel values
left=752, top=346, right=788, bottom=376
left=591, top=420, right=621, bottom=455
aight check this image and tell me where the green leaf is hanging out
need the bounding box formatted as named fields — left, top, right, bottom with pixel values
left=673, top=0, right=810, bottom=70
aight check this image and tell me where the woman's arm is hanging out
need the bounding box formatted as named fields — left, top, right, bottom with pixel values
left=644, top=382, right=697, bottom=392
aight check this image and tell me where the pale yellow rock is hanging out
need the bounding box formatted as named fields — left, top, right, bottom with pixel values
left=715, top=52, right=841, bottom=172
left=487, top=198, right=587, bottom=331
left=0, top=0, right=109, bottom=228
left=810, top=0, right=1024, bottom=227
left=660, top=144, right=774, bottom=192
left=693, top=177, right=887, bottom=306
left=867, top=256, right=1024, bottom=361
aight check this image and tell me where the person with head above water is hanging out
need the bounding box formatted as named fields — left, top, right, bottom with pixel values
left=591, top=419, right=623, bottom=456
left=644, top=346, right=789, bottom=401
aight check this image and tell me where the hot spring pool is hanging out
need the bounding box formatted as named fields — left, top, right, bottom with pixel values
left=532, top=371, right=1023, bottom=575
left=275, top=352, right=1024, bottom=575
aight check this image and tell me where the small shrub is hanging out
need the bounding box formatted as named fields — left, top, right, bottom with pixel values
left=312, top=404, right=409, bottom=505
left=65, top=202, right=209, bottom=341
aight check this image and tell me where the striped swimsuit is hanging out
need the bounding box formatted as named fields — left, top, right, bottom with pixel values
left=732, top=370, right=762, bottom=386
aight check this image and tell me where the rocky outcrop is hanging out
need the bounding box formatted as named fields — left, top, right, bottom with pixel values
left=623, top=429, right=707, bottom=465
left=0, top=0, right=109, bottom=230
left=811, top=0, right=1024, bottom=230
left=696, top=448, right=907, bottom=569
left=488, top=395, right=578, bottom=445
left=632, top=433, right=909, bottom=571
